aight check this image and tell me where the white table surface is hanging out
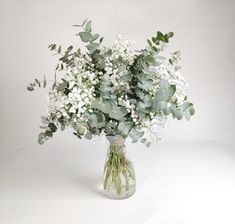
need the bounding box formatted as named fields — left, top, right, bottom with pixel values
left=1, top=140, right=235, bottom=224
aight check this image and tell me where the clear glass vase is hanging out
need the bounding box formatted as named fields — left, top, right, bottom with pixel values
left=103, top=135, right=136, bottom=199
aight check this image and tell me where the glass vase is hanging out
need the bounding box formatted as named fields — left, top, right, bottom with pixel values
left=103, top=135, right=136, bottom=199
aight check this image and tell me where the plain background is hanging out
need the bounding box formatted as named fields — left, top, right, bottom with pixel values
left=0, top=0, right=235, bottom=224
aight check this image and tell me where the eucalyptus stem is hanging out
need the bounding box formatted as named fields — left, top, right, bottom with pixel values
left=103, top=143, right=135, bottom=196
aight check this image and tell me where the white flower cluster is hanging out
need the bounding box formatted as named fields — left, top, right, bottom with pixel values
left=141, top=115, right=168, bottom=143
left=118, top=95, right=139, bottom=124
left=111, top=35, right=136, bottom=65
left=47, top=54, right=99, bottom=121
left=99, top=36, right=135, bottom=90
left=145, top=52, right=188, bottom=105
left=109, top=69, right=130, bottom=90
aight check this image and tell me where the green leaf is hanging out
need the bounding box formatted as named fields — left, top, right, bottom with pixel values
left=77, top=127, right=85, bottom=135
left=85, top=132, right=92, bottom=140
left=144, top=55, right=155, bottom=64
left=167, top=32, right=174, bottom=38
left=48, top=123, right=57, bottom=132
left=67, top=46, right=73, bottom=52
left=147, top=39, right=152, bottom=47
left=96, top=112, right=106, bottom=128
left=155, top=101, right=167, bottom=110
left=41, top=116, right=47, bottom=125
left=27, top=84, right=34, bottom=91
left=156, top=31, right=167, bottom=42
left=45, top=130, right=53, bottom=137
left=160, top=79, right=170, bottom=89
left=143, top=95, right=152, bottom=107
left=130, top=128, right=144, bottom=143
left=184, top=111, right=191, bottom=121
left=138, top=79, right=154, bottom=91
left=182, top=103, right=195, bottom=121
left=99, top=37, right=104, bottom=43
left=155, top=88, right=168, bottom=101
left=152, top=46, right=159, bottom=52
left=78, top=32, right=93, bottom=42
left=34, top=79, right=41, bottom=87
left=189, top=107, right=195, bottom=116
left=51, top=44, right=56, bottom=50
left=88, top=114, right=97, bottom=128
left=92, top=98, right=112, bottom=114
left=86, top=42, right=100, bottom=52
left=155, top=80, right=176, bottom=102
left=181, top=102, right=193, bottom=112
left=174, top=110, right=183, bottom=120
left=57, top=81, right=68, bottom=92
left=38, top=133, right=45, bottom=145
left=85, top=20, right=92, bottom=32
left=118, top=122, right=133, bottom=138
left=141, top=138, right=147, bottom=144
left=109, top=106, right=128, bottom=120
left=43, top=76, right=47, bottom=88
left=168, top=85, right=176, bottom=97
left=91, top=33, right=100, bottom=42
left=58, top=45, right=61, bottom=53
left=117, top=64, right=126, bottom=73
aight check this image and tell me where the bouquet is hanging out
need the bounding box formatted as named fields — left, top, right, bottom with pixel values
left=27, top=20, right=195, bottom=198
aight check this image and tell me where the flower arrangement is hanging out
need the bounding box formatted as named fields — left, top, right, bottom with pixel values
left=27, top=20, right=195, bottom=198
left=28, top=19, right=195, bottom=146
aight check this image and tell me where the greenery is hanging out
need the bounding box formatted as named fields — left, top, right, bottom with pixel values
left=27, top=19, right=195, bottom=147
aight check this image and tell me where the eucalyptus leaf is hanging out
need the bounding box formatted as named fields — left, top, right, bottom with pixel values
left=92, top=33, right=100, bottom=42
left=84, top=20, right=92, bottom=32
left=57, top=81, right=68, bottom=92
left=34, top=79, right=41, bottom=87
left=118, top=122, right=133, bottom=138
left=88, top=114, right=97, bottom=128
left=38, top=133, right=45, bottom=145
left=85, top=132, right=92, bottom=140
left=155, top=101, right=167, bottom=110
left=143, top=95, right=152, bottom=107
left=78, top=32, right=93, bottom=42
left=86, top=42, right=100, bottom=52
left=77, top=127, right=85, bottom=135
left=147, top=39, right=152, bottom=47
left=155, top=88, right=168, bottom=101
left=160, top=79, right=170, bottom=89
left=45, top=130, right=53, bottom=137
left=168, top=85, right=176, bottom=97
left=109, top=106, right=128, bottom=120
left=48, top=123, right=57, bottom=132
left=144, top=55, right=155, bottom=64
left=174, top=110, right=183, bottom=120
left=96, top=112, right=106, bottom=128
left=92, top=98, right=112, bottom=114
left=184, top=111, right=191, bottom=121
left=130, top=128, right=144, bottom=143
left=43, top=76, right=47, bottom=88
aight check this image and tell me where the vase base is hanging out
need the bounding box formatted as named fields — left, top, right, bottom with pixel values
left=104, top=186, right=136, bottom=200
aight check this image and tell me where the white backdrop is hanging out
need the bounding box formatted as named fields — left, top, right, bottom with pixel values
left=0, top=1, right=235, bottom=224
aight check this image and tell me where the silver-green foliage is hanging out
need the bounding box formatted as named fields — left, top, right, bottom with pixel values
left=27, top=19, right=195, bottom=146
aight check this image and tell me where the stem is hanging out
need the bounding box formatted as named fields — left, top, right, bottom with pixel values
left=103, top=143, right=135, bottom=196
